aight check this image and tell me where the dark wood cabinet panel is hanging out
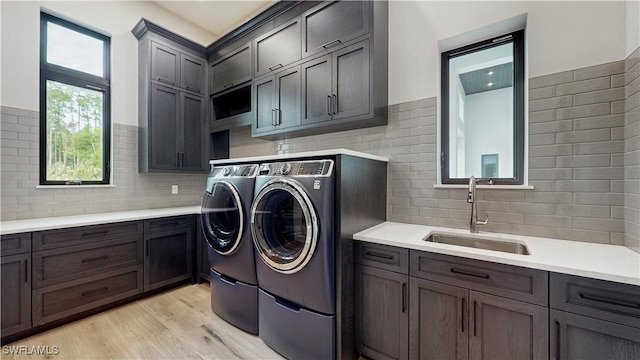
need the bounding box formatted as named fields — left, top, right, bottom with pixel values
left=150, top=83, right=180, bottom=170
left=1, top=253, right=31, bottom=337
left=302, top=0, right=370, bottom=57
left=469, top=291, right=548, bottom=360
left=301, top=54, right=332, bottom=125
left=253, top=75, right=276, bottom=134
left=333, top=40, right=370, bottom=120
left=180, top=53, right=205, bottom=94
left=210, top=43, right=251, bottom=95
left=1, top=233, right=31, bottom=256
left=33, top=221, right=143, bottom=251
left=355, top=241, right=409, bottom=274
left=409, top=277, right=468, bottom=360
left=254, top=17, right=301, bottom=78
left=550, top=309, right=640, bottom=360
left=356, top=264, right=408, bottom=360
left=151, top=41, right=180, bottom=86
left=252, top=65, right=301, bottom=135
left=196, top=216, right=211, bottom=282
left=181, top=92, right=207, bottom=171
left=143, top=218, right=193, bottom=292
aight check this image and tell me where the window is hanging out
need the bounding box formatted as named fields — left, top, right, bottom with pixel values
left=40, top=13, right=110, bottom=185
left=441, top=29, right=524, bottom=185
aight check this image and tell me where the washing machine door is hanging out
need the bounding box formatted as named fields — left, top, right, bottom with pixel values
left=251, top=178, right=319, bottom=274
left=201, top=181, right=244, bottom=255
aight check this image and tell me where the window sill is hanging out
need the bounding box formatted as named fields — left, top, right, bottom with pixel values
left=433, top=184, right=534, bottom=190
left=35, top=184, right=116, bottom=189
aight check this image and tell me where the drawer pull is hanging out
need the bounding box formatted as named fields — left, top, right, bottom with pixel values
left=158, top=77, right=174, bottom=85
left=365, top=251, right=394, bottom=260
left=555, top=320, right=561, bottom=360
left=473, top=301, right=478, bottom=336
left=81, top=287, right=108, bottom=297
left=159, top=222, right=178, bottom=227
left=402, top=283, right=407, bottom=313
left=461, top=297, right=466, bottom=333
left=186, top=86, right=201, bottom=93
left=321, top=39, right=341, bottom=49
left=24, top=259, right=28, bottom=283
left=82, top=230, right=108, bottom=238
left=268, top=63, right=283, bottom=71
left=82, top=255, right=108, bottom=263
left=451, top=268, right=490, bottom=279
left=223, top=82, right=234, bottom=88
left=579, top=293, right=640, bottom=309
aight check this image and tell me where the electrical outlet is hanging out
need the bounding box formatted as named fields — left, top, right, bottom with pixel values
left=171, top=185, right=178, bottom=194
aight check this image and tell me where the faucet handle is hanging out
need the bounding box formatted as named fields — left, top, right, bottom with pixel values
left=477, top=214, right=488, bottom=226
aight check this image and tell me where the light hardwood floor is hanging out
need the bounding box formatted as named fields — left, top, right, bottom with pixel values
left=2, top=284, right=284, bottom=360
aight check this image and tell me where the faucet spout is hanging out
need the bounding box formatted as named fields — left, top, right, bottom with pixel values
left=468, top=176, right=492, bottom=233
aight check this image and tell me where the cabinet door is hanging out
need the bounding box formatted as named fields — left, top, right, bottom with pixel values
left=149, top=83, right=179, bottom=170
left=181, top=53, right=205, bottom=94
left=302, top=0, right=370, bottom=57
left=274, top=65, right=301, bottom=130
left=144, top=228, right=193, bottom=292
left=151, top=42, right=180, bottom=87
left=180, top=92, right=206, bottom=171
left=355, top=265, right=408, bottom=360
left=301, top=54, right=332, bottom=124
left=252, top=76, right=276, bottom=134
left=332, top=40, right=370, bottom=120
left=210, top=44, right=251, bottom=94
left=410, top=277, right=468, bottom=360
left=469, top=291, right=548, bottom=360
left=254, top=17, right=301, bottom=78
left=196, top=217, right=211, bottom=282
left=550, top=309, right=640, bottom=360
left=1, top=253, right=31, bottom=337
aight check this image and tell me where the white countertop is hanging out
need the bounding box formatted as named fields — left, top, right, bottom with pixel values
left=0, top=206, right=201, bottom=235
left=209, top=148, right=389, bottom=165
left=354, top=222, right=640, bottom=286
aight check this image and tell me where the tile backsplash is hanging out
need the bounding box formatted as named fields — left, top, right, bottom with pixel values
left=231, top=51, right=639, bottom=251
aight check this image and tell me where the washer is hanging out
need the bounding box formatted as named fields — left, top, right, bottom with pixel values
left=201, top=164, right=258, bottom=334
left=251, top=159, right=336, bottom=359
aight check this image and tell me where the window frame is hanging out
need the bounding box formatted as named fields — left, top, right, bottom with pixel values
left=440, top=29, right=525, bottom=185
left=39, top=12, right=111, bottom=185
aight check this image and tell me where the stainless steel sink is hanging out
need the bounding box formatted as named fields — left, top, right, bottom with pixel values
left=424, top=233, right=530, bottom=255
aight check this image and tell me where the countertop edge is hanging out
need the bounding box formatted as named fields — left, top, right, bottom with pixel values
left=209, top=148, right=390, bottom=165
left=0, top=206, right=201, bottom=235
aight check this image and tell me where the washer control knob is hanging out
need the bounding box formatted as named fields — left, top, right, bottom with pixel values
left=280, top=163, right=292, bottom=175
left=222, top=167, right=231, bottom=176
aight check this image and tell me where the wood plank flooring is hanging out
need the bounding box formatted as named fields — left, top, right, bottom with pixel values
left=1, top=284, right=284, bottom=360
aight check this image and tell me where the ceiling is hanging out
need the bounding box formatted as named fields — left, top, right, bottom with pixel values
left=459, top=62, right=513, bottom=95
left=153, top=0, right=277, bottom=40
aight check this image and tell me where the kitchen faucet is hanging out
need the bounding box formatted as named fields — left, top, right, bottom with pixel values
left=468, top=176, right=493, bottom=233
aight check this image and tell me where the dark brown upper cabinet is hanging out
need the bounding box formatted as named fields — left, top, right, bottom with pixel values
left=301, top=0, right=370, bottom=58
left=210, top=43, right=251, bottom=95
left=180, top=53, right=205, bottom=94
left=252, top=65, right=301, bottom=135
left=151, top=42, right=180, bottom=87
left=253, top=17, right=301, bottom=78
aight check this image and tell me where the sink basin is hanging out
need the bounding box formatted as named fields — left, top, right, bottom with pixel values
left=424, top=233, right=530, bottom=255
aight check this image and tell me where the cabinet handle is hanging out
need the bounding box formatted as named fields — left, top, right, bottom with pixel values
left=276, top=109, right=281, bottom=125
left=473, top=301, right=478, bottom=337
left=364, top=251, right=393, bottom=260
left=321, top=39, right=341, bottom=49
left=177, top=152, right=181, bottom=167
left=223, top=82, right=234, bottom=88
left=555, top=320, right=561, bottom=360
left=24, top=259, right=28, bottom=283
left=158, top=77, right=174, bottom=85
left=451, top=268, right=490, bottom=280
left=268, top=63, right=283, bottom=71
left=186, top=86, right=201, bottom=93
left=182, top=153, right=185, bottom=167
left=579, top=293, right=640, bottom=309
left=82, top=255, right=108, bottom=263
left=402, top=283, right=407, bottom=313
left=327, top=95, right=332, bottom=115
left=332, top=94, right=337, bottom=114
left=272, top=109, right=277, bottom=126
left=461, top=297, right=466, bottom=333
left=145, top=240, right=149, bottom=257
left=81, top=230, right=108, bottom=238
left=81, top=287, right=108, bottom=297
left=160, top=222, right=178, bottom=227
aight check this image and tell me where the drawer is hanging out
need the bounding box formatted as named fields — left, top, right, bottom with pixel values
left=33, top=221, right=143, bottom=251
left=410, top=251, right=548, bottom=306
left=551, top=272, right=640, bottom=328
left=33, top=267, right=142, bottom=326
left=1, top=233, right=31, bottom=256
left=33, top=237, right=143, bottom=289
left=144, top=216, right=193, bottom=234
left=355, top=241, right=408, bottom=274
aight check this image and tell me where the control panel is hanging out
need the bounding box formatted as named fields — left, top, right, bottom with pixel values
left=210, top=164, right=258, bottom=178
left=257, top=160, right=334, bottom=177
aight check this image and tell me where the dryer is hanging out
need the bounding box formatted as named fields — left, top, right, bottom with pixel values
left=201, top=164, right=258, bottom=334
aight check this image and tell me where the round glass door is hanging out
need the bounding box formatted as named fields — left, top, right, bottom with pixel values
left=251, top=179, right=319, bottom=274
left=201, top=181, right=243, bottom=255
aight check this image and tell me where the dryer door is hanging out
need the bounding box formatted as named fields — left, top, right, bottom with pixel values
left=251, top=178, right=319, bottom=274
left=201, top=181, right=244, bottom=255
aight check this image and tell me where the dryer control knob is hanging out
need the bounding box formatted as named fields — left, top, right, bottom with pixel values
left=222, top=167, right=231, bottom=176
left=280, top=163, right=292, bottom=175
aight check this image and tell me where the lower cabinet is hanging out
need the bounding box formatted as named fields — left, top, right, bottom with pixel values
left=143, top=216, right=194, bottom=291
left=196, top=216, right=211, bottom=282
left=1, top=252, right=31, bottom=337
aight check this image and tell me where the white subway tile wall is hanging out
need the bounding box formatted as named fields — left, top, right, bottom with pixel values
left=624, top=47, right=640, bottom=253
left=0, top=115, right=205, bottom=221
